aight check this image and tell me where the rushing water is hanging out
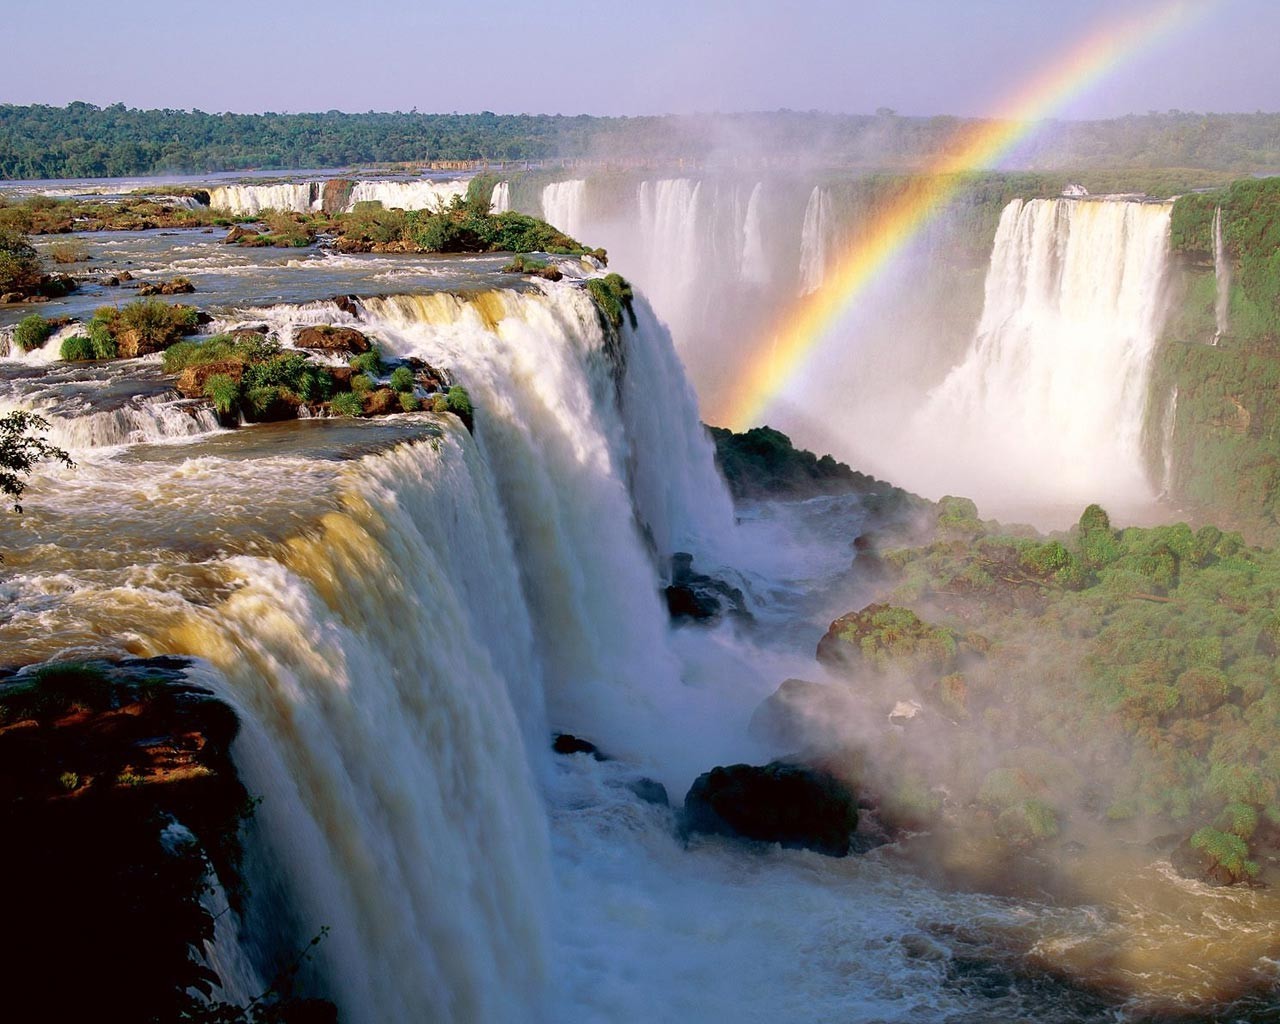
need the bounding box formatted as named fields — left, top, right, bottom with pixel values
left=798, top=185, right=834, bottom=295
left=3, top=214, right=1279, bottom=1022
left=1213, top=205, right=1232, bottom=345
left=540, top=180, right=588, bottom=240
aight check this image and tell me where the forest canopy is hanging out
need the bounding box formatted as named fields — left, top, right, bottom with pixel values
left=3, top=103, right=1280, bottom=179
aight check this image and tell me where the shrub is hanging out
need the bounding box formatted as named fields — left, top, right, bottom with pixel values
left=1190, top=826, right=1258, bottom=878
left=350, top=373, right=374, bottom=396
left=13, top=314, right=54, bottom=352
left=203, top=374, right=240, bottom=415
left=445, top=385, right=472, bottom=419
left=389, top=366, right=415, bottom=393
left=0, top=226, right=41, bottom=294
left=430, top=394, right=449, bottom=413
left=349, top=350, right=384, bottom=377
left=329, top=392, right=364, bottom=417
left=87, top=319, right=117, bottom=359
left=59, top=335, right=95, bottom=361
left=398, top=392, right=419, bottom=412
left=49, top=240, right=88, bottom=264
left=586, top=274, right=636, bottom=330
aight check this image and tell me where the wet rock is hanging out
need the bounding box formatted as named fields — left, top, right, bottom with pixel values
left=100, top=275, right=121, bottom=287
left=552, top=733, right=606, bottom=759
left=332, top=294, right=361, bottom=318
left=137, top=276, right=195, bottom=296
left=664, top=552, right=750, bottom=625
left=362, top=387, right=402, bottom=417
left=682, top=760, right=859, bottom=857
left=118, top=270, right=133, bottom=281
left=0, top=292, right=21, bottom=304
left=629, top=777, right=670, bottom=807
left=223, top=224, right=260, bottom=244
left=1170, top=834, right=1257, bottom=887
left=296, top=324, right=371, bottom=355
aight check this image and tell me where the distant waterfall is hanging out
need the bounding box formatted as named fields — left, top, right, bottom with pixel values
left=798, top=186, right=833, bottom=295
left=345, top=179, right=468, bottom=211
left=913, top=198, right=1173, bottom=506
left=207, top=179, right=469, bottom=215
left=740, top=182, right=770, bottom=285
left=490, top=181, right=511, bottom=213
left=1213, top=206, right=1231, bottom=345
left=540, top=180, right=587, bottom=238
left=1159, top=385, right=1179, bottom=497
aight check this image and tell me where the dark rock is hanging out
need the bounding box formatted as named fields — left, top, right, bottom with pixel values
left=137, top=277, right=196, bottom=297
left=0, top=292, right=21, bottom=304
left=332, top=294, right=361, bottom=318
left=664, top=551, right=750, bottom=625
left=296, top=324, right=371, bottom=355
left=100, top=275, right=121, bottom=287
left=552, top=733, right=606, bottom=759
left=629, top=777, right=670, bottom=806
left=682, top=760, right=859, bottom=857
left=223, top=224, right=260, bottom=244
left=118, top=270, right=134, bottom=281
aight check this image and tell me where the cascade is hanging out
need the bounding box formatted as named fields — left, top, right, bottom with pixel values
left=1213, top=205, right=1231, bottom=345
left=490, top=180, right=511, bottom=213
left=344, top=179, right=468, bottom=211
left=910, top=197, right=1173, bottom=506
left=540, top=180, right=587, bottom=239
left=1159, top=384, right=1178, bottom=497
left=357, top=286, right=735, bottom=765
left=206, top=183, right=320, bottom=215
left=797, top=186, right=832, bottom=295
left=740, top=181, right=770, bottom=284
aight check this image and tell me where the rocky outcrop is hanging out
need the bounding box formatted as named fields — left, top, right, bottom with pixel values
left=296, top=324, right=371, bottom=355
left=552, top=733, right=606, bottom=759
left=0, top=657, right=281, bottom=1021
left=175, top=359, right=245, bottom=399
left=817, top=603, right=961, bottom=677
left=682, top=760, right=859, bottom=857
left=223, top=224, right=260, bottom=244
left=664, top=552, right=749, bottom=624
left=137, top=276, right=196, bottom=296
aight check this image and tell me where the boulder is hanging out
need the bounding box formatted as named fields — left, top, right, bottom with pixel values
left=0, top=292, right=21, bottom=304
left=137, top=277, right=195, bottom=297
left=552, top=733, right=606, bottom=759
left=664, top=552, right=750, bottom=624
left=296, top=324, right=371, bottom=355
left=629, top=778, right=670, bottom=806
left=682, top=760, right=859, bottom=857
left=222, top=225, right=259, bottom=244
left=1170, top=833, right=1258, bottom=887
left=332, top=294, right=361, bottom=318
left=362, top=388, right=401, bottom=417
left=175, top=360, right=243, bottom=399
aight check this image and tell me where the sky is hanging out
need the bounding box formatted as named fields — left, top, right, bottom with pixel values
left=1, top=0, right=1278, bottom=118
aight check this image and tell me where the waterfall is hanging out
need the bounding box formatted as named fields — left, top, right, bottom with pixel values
left=1212, top=205, right=1231, bottom=345
left=740, top=182, right=770, bottom=285
left=540, top=180, right=587, bottom=239
left=635, top=179, right=705, bottom=328
left=911, top=198, right=1173, bottom=506
left=1159, top=385, right=1179, bottom=497
left=207, top=183, right=321, bottom=215
left=206, top=179, right=469, bottom=215
left=358, top=286, right=735, bottom=760
left=798, top=186, right=833, bottom=295
left=490, top=181, right=511, bottom=213
left=345, top=179, right=468, bottom=212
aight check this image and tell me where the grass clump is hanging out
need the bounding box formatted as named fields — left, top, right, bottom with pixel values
left=13, top=313, right=54, bottom=352
left=389, top=366, right=414, bottom=393
left=586, top=274, right=636, bottom=330
left=59, top=335, right=95, bottom=361
left=329, top=392, right=364, bottom=417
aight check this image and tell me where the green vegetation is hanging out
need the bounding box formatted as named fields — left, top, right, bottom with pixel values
left=389, top=366, right=415, bottom=393
left=89, top=300, right=201, bottom=357
left=59, top=335, right=94, bottom=361
left=860, top=500, right=1280, bottom=872
left=0, top=193, right=228, bottom=235
left=0, top=226, right=42, bottom=293
left=0, top=410, right=73, bottom=513
left=12, top=313, right=54, bottom=352
left=445, top=386, right=472, bottom=424
left=202, top=374, right=240, bottom=416
left=708, top=424, right=920, bottom=505
left=349, top=350, right=385, bottom=377
left=329, top=392, right=364, bottom=417
left=333, top=195, right=604, bottom=259
left=1152, top=177, right=1280, bottom=539
left=5, top=104, right=1280, bottom=179
left=398, top=392, right=420, bottom=412
left=585, top=274, right=635, bottom=330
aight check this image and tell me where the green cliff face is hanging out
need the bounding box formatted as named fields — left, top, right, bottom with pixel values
left=1150, top=178, right=1280, bottom=541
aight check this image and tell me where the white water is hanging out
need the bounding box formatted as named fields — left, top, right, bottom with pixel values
left=207, top=179, right=469, bottom=215
left=540, top=180, right=587, bottom=239
left=907, top=198, right=1173, bottom=509
left=1213, top=205, right=1231, bottom=345
left=490, top=181, right=511, bottom=213
left=345, top=179, right=468, bottom=211
left=741, top=181, right=770, bottom=285
left=798, top=186, right=833, bottom=295
left=1159, top=385, right=1179, bottom=497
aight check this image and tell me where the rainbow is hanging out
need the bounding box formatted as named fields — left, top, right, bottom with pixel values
left=717, top=0, right=1210, bottom=430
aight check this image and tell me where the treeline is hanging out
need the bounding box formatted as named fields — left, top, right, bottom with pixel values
left=4, top=104, right=1280, bottom=180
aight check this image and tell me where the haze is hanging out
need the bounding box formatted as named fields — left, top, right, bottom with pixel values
left=2, top=0, right=1278, bottom=118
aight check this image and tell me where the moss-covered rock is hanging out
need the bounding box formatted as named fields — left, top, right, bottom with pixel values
left=817, top=603, right=962, bottom=677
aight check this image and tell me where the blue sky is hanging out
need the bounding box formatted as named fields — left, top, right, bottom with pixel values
left=2, top=0, right=1277, bottom=117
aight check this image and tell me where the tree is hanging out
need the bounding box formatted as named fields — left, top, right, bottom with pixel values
left=0, top=227, right=42, bottom=295
left=0, top=411, right=73, bottom=513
